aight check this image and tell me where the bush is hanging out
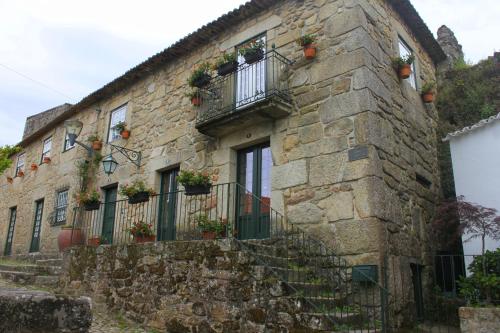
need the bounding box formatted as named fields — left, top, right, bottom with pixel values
left=177, top=170, right=211, bottom=186
left=459, top=249, right=500, bottom=305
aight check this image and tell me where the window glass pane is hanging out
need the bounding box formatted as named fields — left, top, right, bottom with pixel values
left=108, top=105, right=127, bottom=142
left=16, top=153, right=25, bottom=176
left=56, top=190, right=68, bottom=223
left=64, top=133, right=75, bottom=151
left=41, top=137, right=52, bottom=161
left=398, top=37, right=416, bottom=89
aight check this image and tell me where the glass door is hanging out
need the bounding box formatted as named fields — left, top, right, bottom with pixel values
left=4, top=207, right=17, bottom=255
left=236, top=143, right=271, bottom=239
left=236, top=35, right=266, bottom=109
left=30, top=200, right=44, bottom=253
left=102, top=186, right=117, bottom=244
left=157, top=168, right=179, bottom=241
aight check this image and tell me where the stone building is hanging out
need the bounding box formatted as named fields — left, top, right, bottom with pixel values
left=1, top=0, right=445, bottom=322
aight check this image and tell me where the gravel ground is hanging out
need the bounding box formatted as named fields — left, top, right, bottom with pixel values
left=0, top=277, right=159, bottom=333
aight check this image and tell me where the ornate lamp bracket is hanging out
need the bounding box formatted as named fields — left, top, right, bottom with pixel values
left=109, top=144, right=141, bottom=167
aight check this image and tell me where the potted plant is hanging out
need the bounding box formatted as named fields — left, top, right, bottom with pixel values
left=87, top=236, right=101, bottom=246
left=392, top=54, right=415, bottom=79
left=239, top=39, right=265, bottom=64
left=188, top=62, right=212, bottom=88
left=43, top=156, right=51, bottom=164
left=114, top=122, right=130, bottom=139
left=77, top=189, right=101, bottom=211
left=57, top=225, right=84, bottom=252
left=128, top=221, right=155, bottom=243
left=88, top=134, right=103, bottom=150
left=17, top=170, right=24, bottom=177
left=30, top=163, right=38, bottom=171
left=186, top=90, right=201, bottom=107
left=177, top=170, right=212, bottom=196
left=6, top=176, right=13, bottom=183
left=196, top=214, right=225, bottom=240
left=119, top=180, right=155, bottom=204
left=421, top=82, right=436, bottom=103
left=214, top=52, right=238, bottom=76
left=296, top=34, right=317, bottom=60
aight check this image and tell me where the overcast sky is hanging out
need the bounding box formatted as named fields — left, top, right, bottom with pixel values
left=0, top=0, right=498, bottom=146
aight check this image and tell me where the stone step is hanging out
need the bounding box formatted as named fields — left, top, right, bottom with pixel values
left=0, top=263, right=61, bottom=276
left=36, top=258, right=63, bottom=267
left=285, top=295, right=350, bottom=311
left=35, top=275, right=60, bottom=287
left=4, top=252, right=61, bottom=263
left=287, top=281, right=338, bottom=295
left=0, top=270, right=36, bottom=284
left=297, top=311, right=362, bottom=331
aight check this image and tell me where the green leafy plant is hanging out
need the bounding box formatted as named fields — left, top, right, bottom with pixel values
left=87, top=134, right=101, bottom=142
left=185, top=90, right=199, bottom=99
left=128, top=221, right=154, bottom=237
left=76, top=189, right=100, bottom=205
left=119, top=179, right=155, bottom=198
left=214, top=52, right=237, bottom=69
left=458, top=249, right=500, bottom=305
left=296, top=34, right=317, bottom=47
left=195, top=214, right=225, bottom=234
left=113, top=121, right=127, bottom=133
left=238, top=39, right=265, bottom=57
left=187, top=62, right=212, bottom=87
left=392, top=54, right=415, bottom=68
left=0, top=145, right=22, bottom=175
left=177, top=170, right=212, bottom=186
left=421, top=81, right=436, bottom=94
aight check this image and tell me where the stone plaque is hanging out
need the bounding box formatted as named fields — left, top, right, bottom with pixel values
left=348, top=146, right=368, bottom=161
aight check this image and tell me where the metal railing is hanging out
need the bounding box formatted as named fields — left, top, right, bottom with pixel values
left=195, top=50, right=292, bottom=127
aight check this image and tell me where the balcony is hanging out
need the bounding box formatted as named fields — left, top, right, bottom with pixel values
left=195, top=50, right=292, bottom=136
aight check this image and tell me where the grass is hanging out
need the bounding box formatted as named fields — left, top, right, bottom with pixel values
left=0, top=258, right=32, bottom=266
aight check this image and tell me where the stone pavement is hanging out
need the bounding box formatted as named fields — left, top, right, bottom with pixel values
left=0, top=277, right=158, bottom=333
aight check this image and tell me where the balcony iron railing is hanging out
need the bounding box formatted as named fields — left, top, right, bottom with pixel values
left=195, top=50, right=292, bottom=131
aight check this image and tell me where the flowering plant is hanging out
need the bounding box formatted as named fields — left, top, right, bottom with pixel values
left=296, top=34, right=317, bottom=47
left=195, top=214, right=225, bottom=233
left=77, top=189, right=100, bottom=204
left=177, top=170, right=212, bottom=186
left=238, top=39, right=265, bottom=57
left=213, top=52, right=237, bottom=69
left=188, top=62, right=212, bottom=87
left=113, top=121, right=127, bottom=133
left=128, top=221, right=154, bottom=237
left=119, top=180, right=155, bottom=198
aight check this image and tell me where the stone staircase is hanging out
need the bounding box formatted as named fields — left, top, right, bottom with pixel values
left=0, top=254, right=62, bottom=288
left=239, top=237, right=381, bottom=332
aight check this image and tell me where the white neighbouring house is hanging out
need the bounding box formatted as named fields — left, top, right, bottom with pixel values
left=444, top=113, right=500, bottom=268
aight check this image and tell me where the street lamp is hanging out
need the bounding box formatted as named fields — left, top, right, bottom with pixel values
left=102, top=155, right=118, bottom=175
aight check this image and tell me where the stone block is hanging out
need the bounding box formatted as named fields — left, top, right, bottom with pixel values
left=272, top=159, right=308, bottom=189
left=318, top=190, right=354, bottom=221
left=288, top=202, right=324, bottom=224
left=319, top=89, right=377, bottom=125
left=324, top=117, right=353, bottom=137
left=295, top=87, right=330, bottom=108
left=309, top=152, right=345, bottom=186
left=298, top=123, right=323, bottom=144
left=352, top=67, right=392, bottom=104
left=330, top=218, right=382, bottom=255
left=309, top=48, right=371, bottom=84
left=459, top=307, right=500, bottom=333
left=325, top=6, right=368, bottom=38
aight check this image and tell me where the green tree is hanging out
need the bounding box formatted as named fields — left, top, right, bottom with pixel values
left=0, top=145, right=22, bottom=175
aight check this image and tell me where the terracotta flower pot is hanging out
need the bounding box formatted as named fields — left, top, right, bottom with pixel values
left=31, top=163, right=38, bottom=171
left=58, top=227, right=84, bottom=252
left=87, top=237, right=101, bottom=246
left=92, top=141, right=103, bottom=150
left=303, top=44, right=317, bottom=60
left=191, top=96, right=202, bottom=107
left=134, top=235, right=155, bottom=243
left=201, top=231, right=217, bottom=240
left=17, top=171, right=24, bottom=177
left=120, top=130, right=130, bottom=139
left=398, top=64, right=412, bottom=79
left=422, top=92, right=434, bottom=103
left=6, top=176, right=13, bottom=183
left=43, top=156, right=51, bottom=164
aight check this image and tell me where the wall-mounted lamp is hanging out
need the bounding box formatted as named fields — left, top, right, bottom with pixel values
left=64, top=119, right=141, bottom=176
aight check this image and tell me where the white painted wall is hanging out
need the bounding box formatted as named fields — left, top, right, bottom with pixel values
left=448, top=120, right=500, bottom=264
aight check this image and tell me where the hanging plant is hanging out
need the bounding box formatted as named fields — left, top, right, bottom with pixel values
left=119, top=180, right=155, bottom=204
left=31, top=163, right=38, bottom=171
left=188, top=62, right=212, bottom=88
left=214, top=52, right=238, bottom=76
left=177, top=170, right=212, bottom=196
left=239, top=39, right=265, bottom=64
left=6, top=176, right=13, bottom=183
left=87, top=134, right=102, bottom=151
left=76, top=189, right=101, bottom=211
left=43, top=156, right=51, bottom=164
left=296, top=34, right=317, bottom=60
left=392, top=55, right=415, bottom=79
left=114, top=122, right=130, bottom=139
left=185, top=90, right=201, bottom=107
left=421, top=82, right=436, bottom=103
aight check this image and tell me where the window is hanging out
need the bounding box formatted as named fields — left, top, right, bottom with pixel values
left=55, top=189, right=69, bottom=224
left=63, top=133, right=75, bottom=151
left=41, top=137, right=52, bottom=163
left=108, top=105, right=127, bottom=142
left=15, top=153, right=25, bottom=177
left=398, top=37, right=416, bottom=89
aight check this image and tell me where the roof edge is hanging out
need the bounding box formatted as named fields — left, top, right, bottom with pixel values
left=443, top=113, right=500, bottom=141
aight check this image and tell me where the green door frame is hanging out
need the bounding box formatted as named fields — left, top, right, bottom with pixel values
left=102, top=186, right=117, bottom=244
left=236, top=143, right=271, bottom=240
left=157, top=168, right=179, bottom=241
left=4, top=207, right=17, bottom=255
left=29, top=199, right=44, bottom=253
